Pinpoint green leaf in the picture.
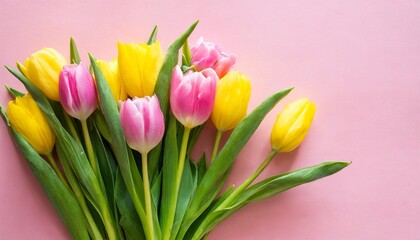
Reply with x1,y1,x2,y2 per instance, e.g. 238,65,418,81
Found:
5,85,25,97
196,162,350,238
187,124,205,154
196,154,207,185
147,25,158,45
115,170,146,240
171,157,197,239
90,120,117,212
0,108,90,240
93,110,112,143
239,161,350,204
151,170,162,210
160,114,179,237
70,37,81,64
177,87,293,240
182,40,192,67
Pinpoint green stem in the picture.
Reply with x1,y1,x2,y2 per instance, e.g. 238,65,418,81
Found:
219,150,277,209
211,130,223,163
81,119,98,177
110,145,151,239
63,111,82,145
56,148,103,240
192,150,278,240
163,127,191,240
46,153,70,191
71,177,103,240
141,152,155,240
100,199,118,240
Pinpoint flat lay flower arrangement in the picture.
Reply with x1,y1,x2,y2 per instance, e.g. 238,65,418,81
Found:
0,22,349,240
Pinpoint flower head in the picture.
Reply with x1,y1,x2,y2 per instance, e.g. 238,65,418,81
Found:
19,48,67,101
59,63,98,120
170,66,218,128
120,95,165,154
271,99,316,152
118,41,164,98
211,71,251,131
6,94,56,154
191,38,235,78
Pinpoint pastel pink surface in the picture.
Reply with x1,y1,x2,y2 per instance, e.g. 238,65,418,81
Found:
1,1,419,239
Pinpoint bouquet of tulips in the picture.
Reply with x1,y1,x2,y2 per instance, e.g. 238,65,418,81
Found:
1,22,348,240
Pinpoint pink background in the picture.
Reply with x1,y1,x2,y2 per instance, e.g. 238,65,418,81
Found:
1,1,419,239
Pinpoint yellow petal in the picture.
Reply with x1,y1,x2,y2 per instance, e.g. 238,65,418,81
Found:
6,94,56,154
270,99,316,152
211,71,251,131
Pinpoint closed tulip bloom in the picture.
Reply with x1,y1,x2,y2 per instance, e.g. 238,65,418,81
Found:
271,99,316,152
191,38,236,78
59,63,98,120
118,41,164,98
19,48,67,101
6,94,56,154
170,66,218,128
120,95,165,154
211,71,251,131
96,59,127,101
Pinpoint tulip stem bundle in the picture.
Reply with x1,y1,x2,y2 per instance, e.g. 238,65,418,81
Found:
141,152,155,240
1,22,349,240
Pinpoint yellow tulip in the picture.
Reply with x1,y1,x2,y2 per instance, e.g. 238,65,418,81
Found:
96,59,127,101
270,98,316,152
117,41,164,98
6,94,56,154
211,71,251,131
18,48,67,101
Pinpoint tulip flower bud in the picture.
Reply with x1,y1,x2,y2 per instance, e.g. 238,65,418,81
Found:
120,95,165,154
191,38,236,78
6,94,56,154
270,99,316,152
96,59,127,101
59,63,98,120
170,66,218,128
211,71,251,131
19,48,67,101
118,41,164,98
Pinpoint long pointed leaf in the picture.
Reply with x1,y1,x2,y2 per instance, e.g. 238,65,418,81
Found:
196,161,350,238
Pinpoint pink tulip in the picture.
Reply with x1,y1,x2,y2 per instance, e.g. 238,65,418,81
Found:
191,37,236,78
213,53,236,78
120,95,165,154
170,66,218,128
59,63,98,120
